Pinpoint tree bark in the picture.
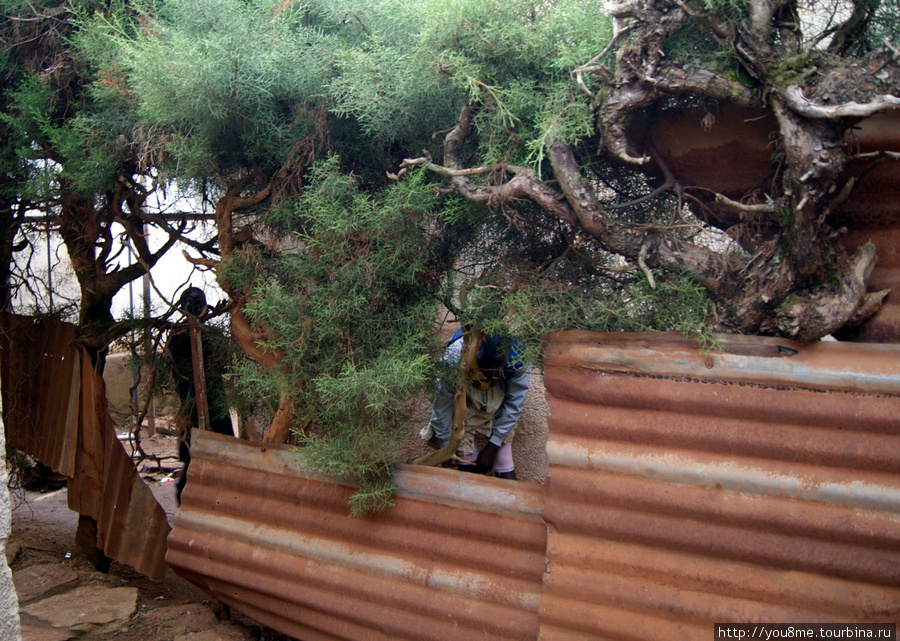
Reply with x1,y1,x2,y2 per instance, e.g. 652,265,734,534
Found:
57,180,181,362
211,178,298,443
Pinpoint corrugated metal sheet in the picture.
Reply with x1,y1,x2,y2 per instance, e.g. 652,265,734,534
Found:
76,345,170,579
0,313,170,581
539,332,900,639
1,314,80,477
169,332,900,639
167,431,547,641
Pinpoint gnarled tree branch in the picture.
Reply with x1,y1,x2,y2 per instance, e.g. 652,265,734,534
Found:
783,86,900,118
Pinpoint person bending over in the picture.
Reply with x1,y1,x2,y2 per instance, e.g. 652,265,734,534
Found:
425,330,530,480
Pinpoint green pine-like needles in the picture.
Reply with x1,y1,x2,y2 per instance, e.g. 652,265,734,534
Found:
223,158,449,515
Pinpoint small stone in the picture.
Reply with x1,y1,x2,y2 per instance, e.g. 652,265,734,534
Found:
13,564,79,603
21,585,137,631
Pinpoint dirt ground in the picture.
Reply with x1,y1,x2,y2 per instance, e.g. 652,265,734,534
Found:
8,431,296,641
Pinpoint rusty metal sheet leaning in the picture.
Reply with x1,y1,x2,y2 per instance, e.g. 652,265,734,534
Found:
1,313,170,581
1,314,80,477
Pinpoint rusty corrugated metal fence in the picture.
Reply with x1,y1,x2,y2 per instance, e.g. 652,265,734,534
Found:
1,313,170,580
2,313,896,635
168,332,900,640
540,332,900,639
168,433,547,641
0,314,80,477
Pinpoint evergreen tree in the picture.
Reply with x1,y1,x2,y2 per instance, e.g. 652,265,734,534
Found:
5,0,898,511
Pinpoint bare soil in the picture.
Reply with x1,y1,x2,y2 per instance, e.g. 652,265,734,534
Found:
8,431,296,641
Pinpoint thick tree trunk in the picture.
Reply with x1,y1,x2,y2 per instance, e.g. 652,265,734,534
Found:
262,396,298,444
0,199,22,313
212,179,299,443
57,181,180,360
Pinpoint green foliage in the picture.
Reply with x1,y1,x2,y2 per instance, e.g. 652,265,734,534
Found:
3,78,134,195
460,267,715,368
865,0,900,49
329,42,463,143
417,0,610,77
224,157,447,514
0,74,58,200
525,81,594,171
54,112,137,193
1,73,54,144
101,0,337,181
329,0,611,168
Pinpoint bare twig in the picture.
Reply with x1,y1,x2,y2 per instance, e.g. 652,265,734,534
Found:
572,25,635,98
390,158,529,180
638,242,656,289
885,38,900,59
713,192,777,214
783,85,900,118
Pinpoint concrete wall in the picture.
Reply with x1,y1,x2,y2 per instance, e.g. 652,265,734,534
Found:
0,398,23,641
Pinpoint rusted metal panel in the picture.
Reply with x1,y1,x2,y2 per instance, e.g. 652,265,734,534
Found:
540,332,900,639
543,330,900,393
90,363,170,580
1,313,80,477
67,350,110,520
1,313,170,581
68,346,170,580
167,431,547,641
